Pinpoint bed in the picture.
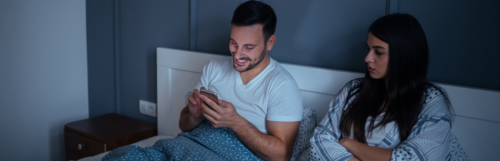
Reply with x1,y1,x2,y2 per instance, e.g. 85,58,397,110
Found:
79,47,500,161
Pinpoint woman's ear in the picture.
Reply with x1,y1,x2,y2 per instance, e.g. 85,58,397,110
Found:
266,35,276,51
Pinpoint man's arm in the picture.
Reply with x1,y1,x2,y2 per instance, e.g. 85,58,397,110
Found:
179,105,205,132
234,119,300,161
178,88,206,132
199,94,300,161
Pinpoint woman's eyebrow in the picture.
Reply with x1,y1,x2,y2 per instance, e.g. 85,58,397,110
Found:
367,44,385,49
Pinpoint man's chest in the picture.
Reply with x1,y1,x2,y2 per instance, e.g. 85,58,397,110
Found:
207,77,271,117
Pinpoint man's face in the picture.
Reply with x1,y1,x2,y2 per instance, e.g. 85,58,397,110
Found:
229,24,268,72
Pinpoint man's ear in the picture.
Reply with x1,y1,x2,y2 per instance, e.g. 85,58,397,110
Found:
266,35,276,51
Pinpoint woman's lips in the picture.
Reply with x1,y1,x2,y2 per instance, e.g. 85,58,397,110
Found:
367,66,375,72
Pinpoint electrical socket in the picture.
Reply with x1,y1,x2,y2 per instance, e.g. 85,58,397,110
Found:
139,100,157,117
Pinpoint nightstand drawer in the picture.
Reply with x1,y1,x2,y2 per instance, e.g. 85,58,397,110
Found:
65,130,106,159
64,113,157,160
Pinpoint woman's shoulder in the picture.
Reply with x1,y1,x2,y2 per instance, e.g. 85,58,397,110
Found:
343,78,364,93
347,78,364,86
333,78,363,100
420,83,453,117
330,79,363,109
423,83,448,105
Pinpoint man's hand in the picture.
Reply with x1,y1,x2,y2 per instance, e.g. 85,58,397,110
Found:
187,87,206,119
198,93,242,129
199,93,299,160
179,87,207,132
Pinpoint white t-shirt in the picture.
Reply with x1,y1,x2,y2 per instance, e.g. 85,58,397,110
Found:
195,57,303,134
349,113,396,146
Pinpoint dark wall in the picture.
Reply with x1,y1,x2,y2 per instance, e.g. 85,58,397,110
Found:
195,0,386,73
1,1,88,160
119,0,190,124
87,0,500,124
87,0,190,124
86,0,116,118
399,0,500,90
264,0,385,72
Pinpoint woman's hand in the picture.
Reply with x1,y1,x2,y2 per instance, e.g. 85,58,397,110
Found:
339,138,356,153
339,138,392,161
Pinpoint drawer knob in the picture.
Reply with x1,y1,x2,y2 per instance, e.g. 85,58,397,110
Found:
78,143,85,150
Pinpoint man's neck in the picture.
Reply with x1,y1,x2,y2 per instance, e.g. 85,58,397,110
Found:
239,55,271,85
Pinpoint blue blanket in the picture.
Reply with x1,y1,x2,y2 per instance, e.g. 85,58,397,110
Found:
102,121,262,161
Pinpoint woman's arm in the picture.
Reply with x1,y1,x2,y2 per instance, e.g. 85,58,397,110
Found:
339,138,392,161
306,80,364,161
340,95,453,161
389,94,453,161
308,116,355,161
389,114,452,160
307,97,356,160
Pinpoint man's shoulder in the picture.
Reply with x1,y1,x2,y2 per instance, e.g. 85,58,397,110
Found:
202,57,233,75
264,60,298,89
263,59,304,122
262,59,299,88
206,56,232,69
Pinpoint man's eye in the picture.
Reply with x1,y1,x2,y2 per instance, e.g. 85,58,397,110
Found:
246,46,254,50
375,51,383,55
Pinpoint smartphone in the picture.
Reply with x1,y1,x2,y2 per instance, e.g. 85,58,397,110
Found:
200,89,218,110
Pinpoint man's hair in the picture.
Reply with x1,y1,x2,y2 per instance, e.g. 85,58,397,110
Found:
231,0,277,41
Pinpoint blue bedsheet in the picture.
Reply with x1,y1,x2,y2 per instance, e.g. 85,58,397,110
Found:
102,121,262,161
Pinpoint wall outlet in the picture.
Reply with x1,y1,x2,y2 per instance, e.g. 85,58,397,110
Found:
139,100,157,117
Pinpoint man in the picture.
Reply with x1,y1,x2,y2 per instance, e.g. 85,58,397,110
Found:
179,1,303,160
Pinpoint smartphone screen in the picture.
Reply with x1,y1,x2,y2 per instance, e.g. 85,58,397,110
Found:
200,89,218,110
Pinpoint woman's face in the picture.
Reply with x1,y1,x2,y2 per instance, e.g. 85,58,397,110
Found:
365,32,389,79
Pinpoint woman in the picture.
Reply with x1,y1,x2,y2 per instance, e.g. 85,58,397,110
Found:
301,14,468,161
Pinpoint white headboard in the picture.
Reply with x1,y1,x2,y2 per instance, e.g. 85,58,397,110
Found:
157,47,500,160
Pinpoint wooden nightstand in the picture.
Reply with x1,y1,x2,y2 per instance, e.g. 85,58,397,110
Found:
64,113,157,160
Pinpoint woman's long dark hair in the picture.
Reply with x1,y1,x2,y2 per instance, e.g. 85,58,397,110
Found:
339,14,453,143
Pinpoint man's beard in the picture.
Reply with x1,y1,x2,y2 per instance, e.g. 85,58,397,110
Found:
232,45,267,72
